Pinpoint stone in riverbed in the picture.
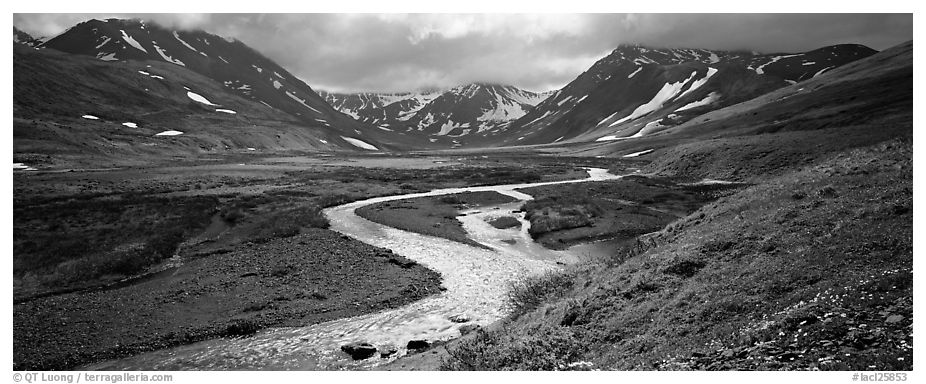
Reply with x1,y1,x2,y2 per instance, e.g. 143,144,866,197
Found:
341,342,377,360
407,340,430,350
379,344,398,358
387,255,417,268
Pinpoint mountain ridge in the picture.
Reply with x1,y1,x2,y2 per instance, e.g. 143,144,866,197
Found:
499,43,877,146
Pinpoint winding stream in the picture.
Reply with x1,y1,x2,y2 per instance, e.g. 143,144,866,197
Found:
84,168,623,370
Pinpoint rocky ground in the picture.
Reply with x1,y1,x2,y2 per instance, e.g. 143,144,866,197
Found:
12,154,609,370
658,267,913,370
13,229,442,370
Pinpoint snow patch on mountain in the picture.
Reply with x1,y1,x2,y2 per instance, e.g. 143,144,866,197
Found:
628,66,643,78
595,135,626,142
479,94,530,121
623,149,654,158
155,130,183,136
119,30,147,53
632,120,664,138
96,52,118,61
813,66,835,78
521,110,554,127
285,91,322,114
341,136,378,150
677,67,717,100
13,163,37,171
187,91,218,106
753,54,801,74
152,41,185,66
437,121,468,136
603,71,698,127
173,31,208,57
676,92,721,112
94,36,111,49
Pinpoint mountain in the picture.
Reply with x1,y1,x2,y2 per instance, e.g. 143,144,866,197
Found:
577,40,912,174
13,27,42,47
322,83,552,147
35,18,421,152
17,17,885,158
501,44,877,146
319,89,443,126
14,43,374,168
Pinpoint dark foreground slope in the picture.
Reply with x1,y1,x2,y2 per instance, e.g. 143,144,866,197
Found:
439,42,912,371
443,139,911,371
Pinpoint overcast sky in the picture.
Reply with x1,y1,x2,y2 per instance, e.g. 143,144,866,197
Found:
13,13,913,93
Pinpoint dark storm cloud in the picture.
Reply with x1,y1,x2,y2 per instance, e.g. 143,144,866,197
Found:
14,13,912,93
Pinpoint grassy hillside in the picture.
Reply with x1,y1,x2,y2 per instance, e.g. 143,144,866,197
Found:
440,41,913,372
442,138,911,371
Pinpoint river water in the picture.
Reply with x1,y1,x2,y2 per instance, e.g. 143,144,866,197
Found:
84,168,623,370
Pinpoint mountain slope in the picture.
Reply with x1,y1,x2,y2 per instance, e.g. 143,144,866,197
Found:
36,18,421,151
13,43,390,169
502,44,877,146
561,41,912,177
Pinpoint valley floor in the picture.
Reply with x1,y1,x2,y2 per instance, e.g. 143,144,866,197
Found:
11,153,610,370
12,121,913,372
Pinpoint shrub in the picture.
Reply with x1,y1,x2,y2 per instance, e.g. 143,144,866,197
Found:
441,325,586,370
663,259,706,278
220,208,246,224
251,205,329,243
316,194,353,208
439,195,464,205
222,319,261,337
507,271,575,317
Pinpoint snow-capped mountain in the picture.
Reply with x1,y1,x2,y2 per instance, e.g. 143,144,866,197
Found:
17,18,455,153
502,43,877,145
20,18,880,153
319,89,443,127
322,83,552,146
36,18,407,150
